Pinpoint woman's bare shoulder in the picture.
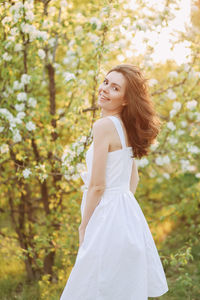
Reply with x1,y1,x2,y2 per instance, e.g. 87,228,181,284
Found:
93,117,113,133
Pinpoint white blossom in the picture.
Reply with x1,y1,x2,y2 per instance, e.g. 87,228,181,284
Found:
186,99,197,110
28,97,37,108
75,25,83,35
15,103,25,112
64,173,71,180
16,112,26,120
37,30,48,40
155,155,170,166
169,109,177,118
2,52,12,61
168,71,178,78
88,70,95,76
125,50,134,58
21,74,31,85
20,23,34,34
25,10,34,21
180,159,190,172
0,127,4,133
13,80,24,90
187,144,200,154
63,72,76,82
163,155,170,164
61,145,76,165
195,173,200,178
9,1,24,14
48,37,56,47
163,172,170,179
122,17,131,26
24,0,34,10
177,129,185,135
2,16,12,26
0,108,14,123
72,173,80,180
23,168,32,178
87,32,99,43
188,69,197,79
13,129,22,142
38,49,46,59
17,92,27,101
168,136,178,145
100,6,109,17
167,89,176,100
173,101,182,111
157,177,163,183
180,120,187,128
117,54,125,62
42,19,53,29
0,144,9,154
77,145,84,155
195,71,200,78
150,140,159,151
35,163,46,172
80,135,87,143
10,2,24,23
138,157,149,167
10,27,18,36
167,121,176,131
149,169,157,178
155,156,164,166
49,6,56,16
89,17,102,30
79,79,87,86
20,23,48,42
194,112,200,121
26,121,36,131
4,41,12,50
57,108,65,115
2,91,9,98
7,37,15,44
76,162,86,173
148,78,158,87
60,0,68,7
187,165,196,172
14,43,23,52
183,64,190,72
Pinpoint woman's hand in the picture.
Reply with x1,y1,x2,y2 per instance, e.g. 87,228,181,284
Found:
78,225,86,248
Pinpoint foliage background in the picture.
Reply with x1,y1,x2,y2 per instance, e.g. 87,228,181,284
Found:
0,0,200,299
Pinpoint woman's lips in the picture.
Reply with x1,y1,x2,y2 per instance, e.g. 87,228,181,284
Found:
99,94,110,101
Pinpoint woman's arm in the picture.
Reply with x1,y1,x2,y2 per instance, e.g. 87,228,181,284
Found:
129,159,139,195
79,118,110,231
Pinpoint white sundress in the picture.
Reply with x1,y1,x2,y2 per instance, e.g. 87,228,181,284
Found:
60,115,169,300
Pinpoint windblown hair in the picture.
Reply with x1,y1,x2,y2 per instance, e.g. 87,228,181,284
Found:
107,64,161,159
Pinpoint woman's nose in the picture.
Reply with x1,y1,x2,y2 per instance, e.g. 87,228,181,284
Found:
101,84,109,94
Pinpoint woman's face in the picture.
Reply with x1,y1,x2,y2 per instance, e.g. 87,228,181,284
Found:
97,71,127,112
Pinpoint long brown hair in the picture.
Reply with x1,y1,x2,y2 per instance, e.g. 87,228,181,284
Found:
107,64,161,159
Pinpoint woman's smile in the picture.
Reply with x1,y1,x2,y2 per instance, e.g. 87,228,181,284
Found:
99,94,110,101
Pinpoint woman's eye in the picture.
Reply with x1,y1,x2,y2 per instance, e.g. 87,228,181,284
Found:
113,87,118,91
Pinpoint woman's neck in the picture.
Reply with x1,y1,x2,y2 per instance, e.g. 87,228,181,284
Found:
100,111,121,119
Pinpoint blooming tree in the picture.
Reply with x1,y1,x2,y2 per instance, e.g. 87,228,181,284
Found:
0,0,200,298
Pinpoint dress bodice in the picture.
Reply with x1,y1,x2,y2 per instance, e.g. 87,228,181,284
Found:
80,116,134,191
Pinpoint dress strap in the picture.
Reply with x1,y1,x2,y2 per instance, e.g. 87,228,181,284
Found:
107,116,126,149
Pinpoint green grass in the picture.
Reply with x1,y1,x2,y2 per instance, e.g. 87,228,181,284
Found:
0,223,200,300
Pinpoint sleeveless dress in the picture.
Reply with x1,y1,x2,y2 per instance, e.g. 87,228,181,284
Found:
60,115,169,300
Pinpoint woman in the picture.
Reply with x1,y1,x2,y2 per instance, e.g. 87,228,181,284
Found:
60,64,169,299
